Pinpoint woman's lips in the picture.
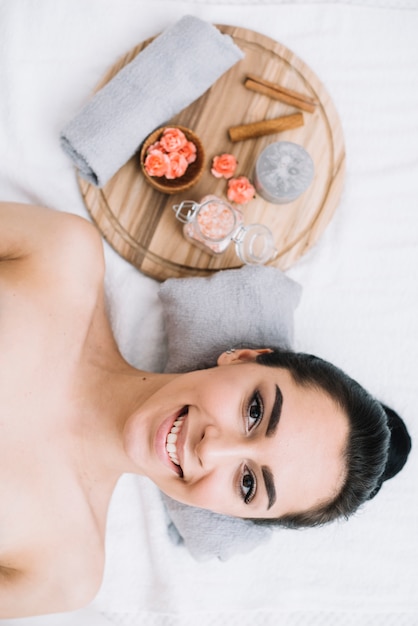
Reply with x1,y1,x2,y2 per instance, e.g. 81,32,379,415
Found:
155,407,187,477
173,408,188,472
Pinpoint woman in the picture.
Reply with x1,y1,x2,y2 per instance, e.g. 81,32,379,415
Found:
0,202,411,618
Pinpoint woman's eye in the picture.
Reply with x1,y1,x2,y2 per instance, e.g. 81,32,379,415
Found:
241,465,256,504
246,391,264,432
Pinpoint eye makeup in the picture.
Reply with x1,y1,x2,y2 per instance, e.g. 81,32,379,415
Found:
238,385,282,508
245,389,264,433
237,388,265,504
239,464,257,504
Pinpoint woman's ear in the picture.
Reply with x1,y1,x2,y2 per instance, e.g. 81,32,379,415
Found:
217,348,272,366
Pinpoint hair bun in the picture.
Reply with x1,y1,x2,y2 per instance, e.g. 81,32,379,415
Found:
367,404,411,500
381,404,412,481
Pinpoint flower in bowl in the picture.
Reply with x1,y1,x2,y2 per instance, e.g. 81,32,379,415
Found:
141,126,204,194
144,149,170,178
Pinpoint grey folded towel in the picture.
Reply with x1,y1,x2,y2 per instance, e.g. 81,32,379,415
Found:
60,15,244,187
161,494,272,562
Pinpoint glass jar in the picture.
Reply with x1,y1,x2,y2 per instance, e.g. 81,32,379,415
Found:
173,195,276,265
254,141,314,204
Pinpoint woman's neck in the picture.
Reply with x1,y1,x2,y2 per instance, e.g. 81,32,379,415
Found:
68,339,176,516
65,280,178,524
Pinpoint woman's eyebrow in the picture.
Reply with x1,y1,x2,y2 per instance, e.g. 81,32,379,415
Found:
262,465,277,509
266,384,283,437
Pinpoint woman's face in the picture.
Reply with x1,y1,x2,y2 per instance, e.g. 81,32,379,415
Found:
123,350,349,520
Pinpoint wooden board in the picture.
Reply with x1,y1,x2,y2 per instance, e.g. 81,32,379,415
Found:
80,25,345,281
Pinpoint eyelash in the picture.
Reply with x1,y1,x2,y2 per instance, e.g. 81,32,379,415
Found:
246,390,264,433
240,465,257,504
238,391,264,504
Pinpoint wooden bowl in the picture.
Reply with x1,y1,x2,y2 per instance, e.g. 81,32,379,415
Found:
140,125,205,194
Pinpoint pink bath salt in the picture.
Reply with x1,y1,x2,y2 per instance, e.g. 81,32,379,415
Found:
196,202,236,241
184,223,223,253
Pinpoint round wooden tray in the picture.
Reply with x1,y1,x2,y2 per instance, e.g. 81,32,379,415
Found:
80,25,345,281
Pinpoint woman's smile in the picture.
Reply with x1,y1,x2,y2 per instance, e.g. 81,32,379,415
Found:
123,349,349,521
165,411,186,468
154,407,188,477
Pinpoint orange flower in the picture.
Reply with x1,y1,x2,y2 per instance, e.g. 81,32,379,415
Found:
144,149,170,177
178,140,197,164
160,127,188,153
165,151,188,179
147,140,164,152
227,176,256,204
211,153,238,179
144,127,199,180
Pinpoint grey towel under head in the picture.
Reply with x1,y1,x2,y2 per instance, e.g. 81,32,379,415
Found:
60,16,244,187
161,494,272,562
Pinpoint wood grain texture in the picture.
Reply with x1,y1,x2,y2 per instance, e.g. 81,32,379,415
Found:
79,25,346,281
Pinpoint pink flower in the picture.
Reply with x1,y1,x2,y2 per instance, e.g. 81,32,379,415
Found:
143,127,199,180
165,151,188,179
160,127,188,153
144,149,170,177
178,140,197,164
147,140,164,152
211,153,238,179
227,176,256,204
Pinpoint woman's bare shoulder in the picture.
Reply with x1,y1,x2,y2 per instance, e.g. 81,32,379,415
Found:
0,201,101,254
0,483,105,618
0,552,102,618
0,201,105,296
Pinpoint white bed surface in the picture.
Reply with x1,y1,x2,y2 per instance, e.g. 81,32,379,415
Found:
0,1,417,625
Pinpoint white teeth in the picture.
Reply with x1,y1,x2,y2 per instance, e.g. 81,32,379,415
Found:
166,413,186,466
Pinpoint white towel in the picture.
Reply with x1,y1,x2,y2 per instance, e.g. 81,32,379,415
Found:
60,15,244,187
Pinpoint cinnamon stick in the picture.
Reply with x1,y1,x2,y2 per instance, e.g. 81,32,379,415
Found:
228,113,304,142
247,74,318,106
245,75,317,114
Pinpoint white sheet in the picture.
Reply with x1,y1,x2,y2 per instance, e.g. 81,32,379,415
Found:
1,1,417,625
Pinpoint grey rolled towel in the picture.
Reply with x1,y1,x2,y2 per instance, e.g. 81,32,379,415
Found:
60,15,244,187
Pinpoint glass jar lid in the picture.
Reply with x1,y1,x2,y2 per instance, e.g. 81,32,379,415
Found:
233,224,277,265
172,200,199,224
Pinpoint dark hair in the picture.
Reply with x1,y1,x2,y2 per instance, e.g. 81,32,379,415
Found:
253,349,412,529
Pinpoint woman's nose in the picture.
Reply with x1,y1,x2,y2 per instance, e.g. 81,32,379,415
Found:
195,425,248,469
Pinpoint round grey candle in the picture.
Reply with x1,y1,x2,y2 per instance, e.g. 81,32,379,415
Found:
254,141,314,204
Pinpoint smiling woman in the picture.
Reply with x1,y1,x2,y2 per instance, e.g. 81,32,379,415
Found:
0,202,411,618
123,350,351,520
